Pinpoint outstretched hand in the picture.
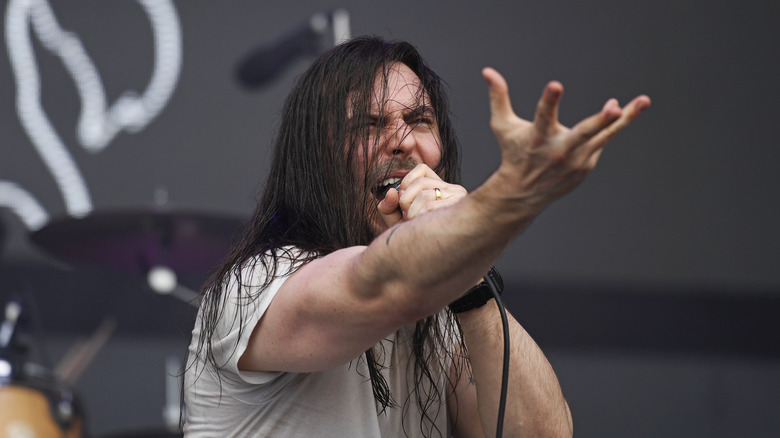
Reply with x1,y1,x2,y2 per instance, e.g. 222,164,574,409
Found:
482,67,650,209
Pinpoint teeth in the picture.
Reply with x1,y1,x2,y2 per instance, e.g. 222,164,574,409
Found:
374,177,402,200
379,177,401,188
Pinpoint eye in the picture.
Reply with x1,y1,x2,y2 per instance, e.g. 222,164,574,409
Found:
367,115,383,128
407,108,435,127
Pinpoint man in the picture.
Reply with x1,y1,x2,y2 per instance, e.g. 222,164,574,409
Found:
184,36,649,437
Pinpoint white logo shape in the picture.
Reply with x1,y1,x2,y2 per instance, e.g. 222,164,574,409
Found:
3,0,182,229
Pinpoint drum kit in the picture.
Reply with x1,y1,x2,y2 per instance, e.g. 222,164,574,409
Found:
0,208,244,437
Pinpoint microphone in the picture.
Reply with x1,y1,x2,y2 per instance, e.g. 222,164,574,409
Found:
236,9,350,89
392,180,403,214
236,13,327,88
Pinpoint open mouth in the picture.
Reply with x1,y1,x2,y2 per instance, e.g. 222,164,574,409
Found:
372,177,402,201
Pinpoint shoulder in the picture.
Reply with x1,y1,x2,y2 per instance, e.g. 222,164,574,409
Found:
204,246,315,337
224,246,313,297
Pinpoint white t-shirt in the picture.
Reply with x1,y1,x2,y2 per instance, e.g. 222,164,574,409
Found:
183,252,453,437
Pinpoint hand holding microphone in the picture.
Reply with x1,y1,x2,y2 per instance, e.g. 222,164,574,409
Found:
377,164,467,228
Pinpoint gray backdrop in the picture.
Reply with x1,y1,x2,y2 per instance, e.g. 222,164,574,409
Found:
0,1,778,437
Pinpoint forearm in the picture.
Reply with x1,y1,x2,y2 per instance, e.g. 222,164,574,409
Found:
355,170,542,320
459,304,573,438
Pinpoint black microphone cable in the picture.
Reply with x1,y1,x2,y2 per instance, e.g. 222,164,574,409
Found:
485,272,510,438
391,180,510,436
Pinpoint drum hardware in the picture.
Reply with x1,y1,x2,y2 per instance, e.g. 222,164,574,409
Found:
25,208,243,434
162,356,183,431
0,300,22,349
30,208,246,307
147,265,199,307
20,362,81,431
29,208,245,274
55,316,117,384
0,299,26,382
0,300,83,437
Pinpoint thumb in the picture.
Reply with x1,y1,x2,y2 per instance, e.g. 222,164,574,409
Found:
377,188,403,227
482,67,514,128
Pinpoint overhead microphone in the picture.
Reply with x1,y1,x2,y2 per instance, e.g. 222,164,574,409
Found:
235,9,350,89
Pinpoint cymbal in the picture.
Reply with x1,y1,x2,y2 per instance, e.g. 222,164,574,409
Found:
29,209,246,274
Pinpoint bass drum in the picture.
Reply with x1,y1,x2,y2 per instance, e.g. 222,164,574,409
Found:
0,363,82,438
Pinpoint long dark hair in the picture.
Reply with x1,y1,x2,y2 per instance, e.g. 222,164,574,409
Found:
195,36,464,437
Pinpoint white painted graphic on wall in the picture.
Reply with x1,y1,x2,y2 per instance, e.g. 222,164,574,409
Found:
2,0,182,230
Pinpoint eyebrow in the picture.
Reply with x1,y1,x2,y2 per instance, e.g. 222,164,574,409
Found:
403,106,435,121
362,104,436,128
369,106,435,121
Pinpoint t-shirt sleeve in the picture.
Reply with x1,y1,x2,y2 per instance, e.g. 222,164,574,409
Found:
209,255,299,386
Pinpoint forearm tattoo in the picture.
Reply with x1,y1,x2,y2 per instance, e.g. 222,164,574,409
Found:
385,226,400,245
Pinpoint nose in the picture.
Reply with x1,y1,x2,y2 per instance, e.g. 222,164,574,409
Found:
384,120,416,157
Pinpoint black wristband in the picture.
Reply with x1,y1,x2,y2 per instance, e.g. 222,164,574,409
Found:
448,267,503,314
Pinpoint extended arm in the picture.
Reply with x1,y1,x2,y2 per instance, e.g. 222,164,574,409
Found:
238,67,649,389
